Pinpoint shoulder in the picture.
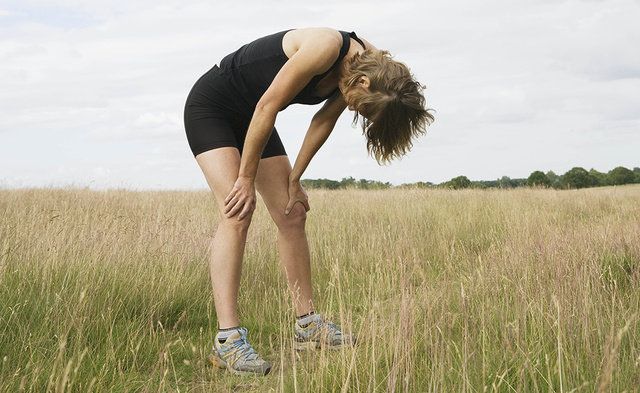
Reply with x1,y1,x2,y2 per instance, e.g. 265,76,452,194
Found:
284,27,342,57
292,27,342,43
255,28,342,112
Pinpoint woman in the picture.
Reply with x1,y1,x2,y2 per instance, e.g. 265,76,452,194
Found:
183,27,434,376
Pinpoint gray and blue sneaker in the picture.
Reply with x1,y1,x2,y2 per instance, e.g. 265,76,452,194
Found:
208,327,272,376
293,313,357,351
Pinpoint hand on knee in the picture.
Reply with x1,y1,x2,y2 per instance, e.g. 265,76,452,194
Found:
277,202,306,232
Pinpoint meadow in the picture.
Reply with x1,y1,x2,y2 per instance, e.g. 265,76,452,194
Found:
0,185,638,392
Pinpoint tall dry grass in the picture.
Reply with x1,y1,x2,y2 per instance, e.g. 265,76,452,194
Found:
0,185,638,392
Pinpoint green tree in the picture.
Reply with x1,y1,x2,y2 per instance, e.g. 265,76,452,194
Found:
309,178,342,189
353,178,392,189
398,181,434,189
340,176,356,189
527,171,551,187
634,167,640,183
608,166,635,185
546,171,561,188
446,176,472,189
415,181,434,188
561,167,596,189
497,176,515,188
588,169,608,187
475,180,498,188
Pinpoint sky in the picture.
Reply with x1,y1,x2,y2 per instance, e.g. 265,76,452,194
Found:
1,0,639,190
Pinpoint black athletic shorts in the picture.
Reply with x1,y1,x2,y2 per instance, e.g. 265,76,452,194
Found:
183,65,287,158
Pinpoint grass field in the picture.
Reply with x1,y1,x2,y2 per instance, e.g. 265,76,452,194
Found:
0,185,639,392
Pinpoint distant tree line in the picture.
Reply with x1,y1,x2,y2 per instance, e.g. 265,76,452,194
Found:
301,176,392,190
301,167,640,190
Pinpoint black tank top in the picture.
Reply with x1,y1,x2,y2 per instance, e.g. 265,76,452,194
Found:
216,29,367,113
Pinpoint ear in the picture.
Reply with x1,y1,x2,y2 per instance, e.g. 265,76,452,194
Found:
358,75,371,89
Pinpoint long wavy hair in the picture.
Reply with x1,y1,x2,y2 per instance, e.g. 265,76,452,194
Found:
339,49,435,165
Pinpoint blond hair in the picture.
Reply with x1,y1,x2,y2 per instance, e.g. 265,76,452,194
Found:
340,49,435,164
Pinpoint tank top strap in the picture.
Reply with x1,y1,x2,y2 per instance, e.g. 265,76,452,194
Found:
332,31,352,68
348,31,367,50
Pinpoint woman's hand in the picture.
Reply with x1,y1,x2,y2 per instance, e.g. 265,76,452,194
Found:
224,176,256,220
285,180,310,215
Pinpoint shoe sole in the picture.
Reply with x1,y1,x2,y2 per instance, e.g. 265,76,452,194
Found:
208,353,271,376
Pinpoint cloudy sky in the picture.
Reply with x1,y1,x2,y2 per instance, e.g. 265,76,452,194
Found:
1,0,638,189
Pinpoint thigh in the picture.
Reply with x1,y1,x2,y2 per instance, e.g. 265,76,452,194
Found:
195,147,243,214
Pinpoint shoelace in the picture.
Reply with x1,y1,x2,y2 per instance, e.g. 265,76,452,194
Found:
230,328,260,361
303,316,342,339
297,315,347,342
322,320,343,338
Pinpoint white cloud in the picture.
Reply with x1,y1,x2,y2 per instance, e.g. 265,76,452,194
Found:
1,0,639,189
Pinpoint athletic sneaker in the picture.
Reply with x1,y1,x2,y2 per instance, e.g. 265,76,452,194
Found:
208,327,272,376
293,313,357,350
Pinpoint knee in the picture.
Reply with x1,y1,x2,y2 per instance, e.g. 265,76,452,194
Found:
276,202,307,232
219,212,253,234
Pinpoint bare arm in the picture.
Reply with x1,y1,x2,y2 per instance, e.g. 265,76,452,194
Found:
237,108,277,179
289,91,348,182
283,90,347,215
236,32,342,181
223,30,342,220
239,30,373,182
286,34,376,183
287,33,376,182
283,33,376,215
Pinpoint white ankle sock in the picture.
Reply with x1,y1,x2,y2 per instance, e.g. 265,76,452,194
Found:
216,326,240,342
296,312,320,327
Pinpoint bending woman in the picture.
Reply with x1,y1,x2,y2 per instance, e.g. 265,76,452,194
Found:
183,26,434,376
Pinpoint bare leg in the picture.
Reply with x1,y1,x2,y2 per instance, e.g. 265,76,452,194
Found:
255,155,314,316
195,147,253,329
